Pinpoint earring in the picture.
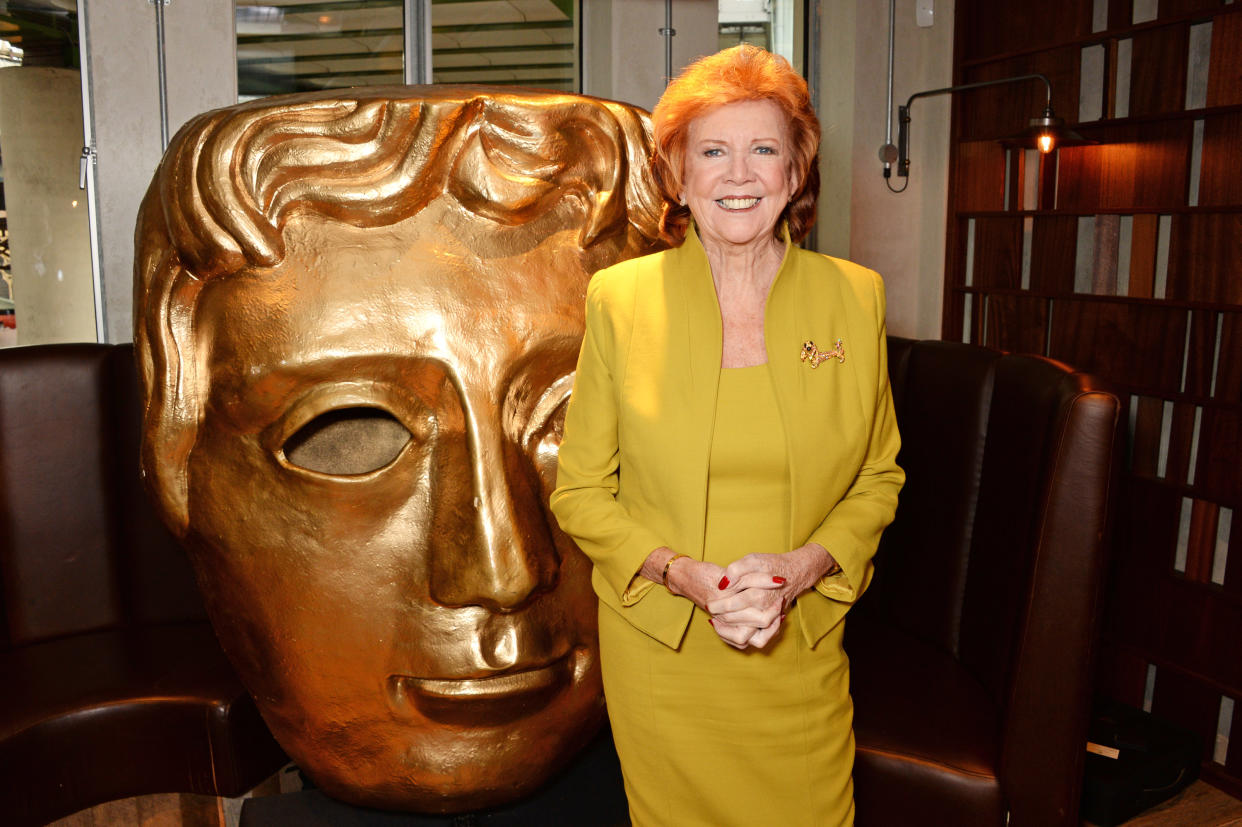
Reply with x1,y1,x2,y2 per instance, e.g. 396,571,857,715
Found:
678,196,686,206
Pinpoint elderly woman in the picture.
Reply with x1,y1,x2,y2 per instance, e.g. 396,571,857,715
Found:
550,45,903,826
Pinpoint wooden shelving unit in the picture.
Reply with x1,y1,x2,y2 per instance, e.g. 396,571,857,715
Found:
946,0,1242,798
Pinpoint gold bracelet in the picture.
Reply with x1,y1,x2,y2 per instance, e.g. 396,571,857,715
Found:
662,553,690,590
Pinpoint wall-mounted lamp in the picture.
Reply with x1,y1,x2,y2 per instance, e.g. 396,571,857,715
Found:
880,73,1091,192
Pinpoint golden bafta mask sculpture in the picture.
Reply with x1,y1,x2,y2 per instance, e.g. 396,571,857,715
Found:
133,87,664,812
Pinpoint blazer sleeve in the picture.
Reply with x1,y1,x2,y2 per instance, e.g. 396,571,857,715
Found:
550,273,668,604
808,271,904,608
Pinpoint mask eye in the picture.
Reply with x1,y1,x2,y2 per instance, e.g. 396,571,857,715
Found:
282,407,412,476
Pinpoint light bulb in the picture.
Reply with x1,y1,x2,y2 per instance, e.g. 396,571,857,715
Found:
1037,133,1054,154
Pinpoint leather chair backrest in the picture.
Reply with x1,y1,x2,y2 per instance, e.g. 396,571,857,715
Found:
0,344,204,649
875,338,1115,707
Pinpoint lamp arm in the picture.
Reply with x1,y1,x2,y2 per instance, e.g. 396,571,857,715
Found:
896,73,1053,180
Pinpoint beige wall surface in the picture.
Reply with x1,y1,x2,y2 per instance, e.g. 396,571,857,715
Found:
0,67,96,345
828,0,954,340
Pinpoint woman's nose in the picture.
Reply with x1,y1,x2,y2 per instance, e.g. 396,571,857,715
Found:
726,151,752,183
426,414,559,613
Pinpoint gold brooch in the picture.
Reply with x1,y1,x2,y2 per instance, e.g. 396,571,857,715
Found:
800,339,845,368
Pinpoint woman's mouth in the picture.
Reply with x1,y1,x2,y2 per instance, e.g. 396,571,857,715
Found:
717,196,760,210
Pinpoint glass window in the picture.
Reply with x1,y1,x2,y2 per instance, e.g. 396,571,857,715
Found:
0,1,96,347
237,0,406,100
718,0,803,71
431,0,577,91
237,1,581,100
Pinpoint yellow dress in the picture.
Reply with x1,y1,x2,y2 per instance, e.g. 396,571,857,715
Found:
598,364,855,827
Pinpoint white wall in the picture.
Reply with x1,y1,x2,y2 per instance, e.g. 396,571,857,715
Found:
82,1,236,343
816,0,954,340
0,67,96,345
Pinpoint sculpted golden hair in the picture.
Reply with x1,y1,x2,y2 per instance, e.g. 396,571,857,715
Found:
134,87,665,531
651,45,821,244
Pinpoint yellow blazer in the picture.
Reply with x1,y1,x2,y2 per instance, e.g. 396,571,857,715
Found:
551,226,904,650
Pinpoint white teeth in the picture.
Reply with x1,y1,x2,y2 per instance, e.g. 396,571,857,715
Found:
718,197,759,209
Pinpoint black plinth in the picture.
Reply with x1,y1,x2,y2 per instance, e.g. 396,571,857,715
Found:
239,726,629,826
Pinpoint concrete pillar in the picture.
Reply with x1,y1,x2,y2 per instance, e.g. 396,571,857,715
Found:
82,0,236,343
584,0,719,112
0,67,95,345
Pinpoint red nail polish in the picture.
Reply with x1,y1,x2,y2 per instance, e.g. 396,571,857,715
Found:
718,576,730,590
708,617,715,627
773,576,786,584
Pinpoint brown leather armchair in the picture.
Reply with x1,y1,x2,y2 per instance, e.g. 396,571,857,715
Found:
847,338,1121,827
0,343,287,826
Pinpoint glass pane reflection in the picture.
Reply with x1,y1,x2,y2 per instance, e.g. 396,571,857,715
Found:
236,1,580,100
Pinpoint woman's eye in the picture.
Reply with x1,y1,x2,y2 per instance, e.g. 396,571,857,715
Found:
282,407,412,476
755,145,776,155
703,147,723,157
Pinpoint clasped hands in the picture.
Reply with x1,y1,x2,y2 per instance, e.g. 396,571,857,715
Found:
660,544,836,650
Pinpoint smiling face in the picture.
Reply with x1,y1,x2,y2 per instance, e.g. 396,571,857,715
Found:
182,199,602,811
681,99,798,253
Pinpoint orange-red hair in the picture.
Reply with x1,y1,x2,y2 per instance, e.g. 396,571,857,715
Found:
651,44,820,245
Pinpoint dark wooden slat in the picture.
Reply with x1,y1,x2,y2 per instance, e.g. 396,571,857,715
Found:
1110,567,1242,696
1195,407,1242,504
1109,0,1135,32
1157,0,1228,19
1128,24,1191,117
982,293,1047,354
1030,215,1078,293
952,141,1006,212
1186,500,1220,583
1055,120,1193,211
1207,11,1242,107
971,217,1024,289
1168,213,1242,305
1198,112,1242,207
1165,401,1198,485
1184,310,1219,398
1131,395,1167,478
1225,508,1242,600
1129,213,1159,298
959,0,1091,63
1048,300,1189,392
1217,313,1242,403
1150,668,1228,771
1095,644,1149,709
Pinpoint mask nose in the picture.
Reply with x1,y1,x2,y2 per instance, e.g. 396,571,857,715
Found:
427,404,558,613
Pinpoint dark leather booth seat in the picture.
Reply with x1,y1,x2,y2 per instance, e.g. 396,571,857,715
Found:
848,338,1121,827
0,343,287,826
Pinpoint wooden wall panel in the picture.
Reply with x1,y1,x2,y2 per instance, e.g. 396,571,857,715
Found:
1196,407,1242,504
1158,0,1228,19
1129,25,1190,117
971,217,1024,289
1198,112,1242,206
1030,215,1079,293
960,48,1080,141
1206,11,1242,107
1056,121,1193,211
960,0,1091,63
983,293,1047,354
1168,213,1242,304
1128,214,1160,298
953,141,1006,212
949,4,1242,793
1048,300,1188,392
1130,396,1168,478
1110,571,1242,695
1183,310,1221,398
1150,668,1228,763
1216,313,1242,403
